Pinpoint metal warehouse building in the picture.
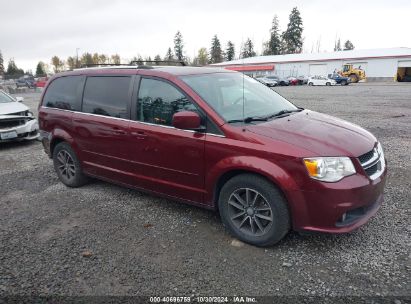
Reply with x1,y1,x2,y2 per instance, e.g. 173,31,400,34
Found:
212,47,411,82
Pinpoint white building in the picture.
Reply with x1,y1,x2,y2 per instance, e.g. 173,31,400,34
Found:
212,47,411,82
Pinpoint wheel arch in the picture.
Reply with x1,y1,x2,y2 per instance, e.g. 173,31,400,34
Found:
50,128,75,156
208,157,299,212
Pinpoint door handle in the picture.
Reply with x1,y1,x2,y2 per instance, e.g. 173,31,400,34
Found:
131,131,147,139
112,127,127,135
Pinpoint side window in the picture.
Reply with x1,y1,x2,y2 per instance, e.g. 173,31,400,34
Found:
43,76,83,111
137,78,198,126
82,76,131,118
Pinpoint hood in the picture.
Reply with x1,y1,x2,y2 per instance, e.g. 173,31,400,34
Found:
247,110,376,157
0,101,29,115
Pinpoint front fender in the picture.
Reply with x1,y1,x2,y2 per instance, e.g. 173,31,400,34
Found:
205,155,300,202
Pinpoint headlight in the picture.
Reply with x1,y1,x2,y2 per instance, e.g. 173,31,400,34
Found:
303,157,356,182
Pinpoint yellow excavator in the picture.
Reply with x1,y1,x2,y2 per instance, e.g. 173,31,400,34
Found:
340,64,366,83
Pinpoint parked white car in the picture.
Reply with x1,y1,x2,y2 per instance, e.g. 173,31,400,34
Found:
307,76,337,86
0,90,39,142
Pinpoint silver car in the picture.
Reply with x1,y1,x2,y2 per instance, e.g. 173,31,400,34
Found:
256,77,278,87
0,90,39,142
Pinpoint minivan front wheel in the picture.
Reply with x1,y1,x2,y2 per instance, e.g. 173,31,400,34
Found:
53,142,88,187
218,174,290,246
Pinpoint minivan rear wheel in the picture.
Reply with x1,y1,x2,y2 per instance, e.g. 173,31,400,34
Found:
218,174,290,246
53,142,88,187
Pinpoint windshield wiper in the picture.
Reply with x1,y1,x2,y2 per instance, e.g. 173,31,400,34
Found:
227,108,303,124
227,116,268,124
264,108,303,119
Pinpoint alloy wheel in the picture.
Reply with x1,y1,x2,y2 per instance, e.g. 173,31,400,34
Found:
227,188,273,237
56,150,76,180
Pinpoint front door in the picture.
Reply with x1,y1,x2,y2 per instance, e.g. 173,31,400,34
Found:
128,77,206,203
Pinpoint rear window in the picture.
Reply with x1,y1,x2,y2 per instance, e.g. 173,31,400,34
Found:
82,76,131,119
43,76,83,111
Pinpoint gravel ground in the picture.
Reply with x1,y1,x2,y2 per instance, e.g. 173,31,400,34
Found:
0,84,410,299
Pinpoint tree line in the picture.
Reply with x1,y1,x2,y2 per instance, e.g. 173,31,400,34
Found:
0,7,356,77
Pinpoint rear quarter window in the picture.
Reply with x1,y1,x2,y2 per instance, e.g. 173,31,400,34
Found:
82,76,131,119
43,76,83,111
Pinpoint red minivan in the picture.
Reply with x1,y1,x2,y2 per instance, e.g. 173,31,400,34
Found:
38,66,387,246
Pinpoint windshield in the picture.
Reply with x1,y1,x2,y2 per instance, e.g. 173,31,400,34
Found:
0,91,15,103
180,73,297,122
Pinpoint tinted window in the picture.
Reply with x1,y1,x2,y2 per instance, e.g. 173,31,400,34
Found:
43,76,83,110
137,78,198,126
82,76,131,118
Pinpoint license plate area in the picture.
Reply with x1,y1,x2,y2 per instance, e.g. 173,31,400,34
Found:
0,130,18,140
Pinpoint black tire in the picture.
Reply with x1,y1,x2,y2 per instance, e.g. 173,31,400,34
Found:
218,174,290,247
308,82,313,86
53,142,88,187
326,82,331,86
349,74,359,83
341,80,347,86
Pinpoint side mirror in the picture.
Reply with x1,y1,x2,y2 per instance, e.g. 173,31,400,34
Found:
16,97,24,102
172,111,204,131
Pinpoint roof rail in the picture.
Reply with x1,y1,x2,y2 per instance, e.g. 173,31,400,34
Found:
79,63,131,68
129,60,186,66
78,60,187,70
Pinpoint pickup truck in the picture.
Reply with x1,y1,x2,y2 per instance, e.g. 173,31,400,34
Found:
328,73,350,85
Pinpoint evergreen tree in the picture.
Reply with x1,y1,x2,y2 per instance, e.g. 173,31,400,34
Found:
197,48,209,66
240,38,256,58
134,55,144,65
343,40,354,50
0,50,4,76
264,15,282,55
154,55,162,65
35,61,46,76
174,31,184,61
164,47,175,64
209,35,223,64
334,38,342,51
6,59,24,76
225,41,235,61
282,7,304,54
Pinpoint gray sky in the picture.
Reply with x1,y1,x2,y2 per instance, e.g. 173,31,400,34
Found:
1,0,409,72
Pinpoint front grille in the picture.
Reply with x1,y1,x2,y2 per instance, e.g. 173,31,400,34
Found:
0,119,26,129
358,145,385,180
365,162,380,176
358,149,375,164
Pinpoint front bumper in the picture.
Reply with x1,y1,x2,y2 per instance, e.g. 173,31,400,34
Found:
0,119,39,142
288,167,387,233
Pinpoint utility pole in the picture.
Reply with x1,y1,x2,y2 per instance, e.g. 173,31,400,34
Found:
76,48,80,68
